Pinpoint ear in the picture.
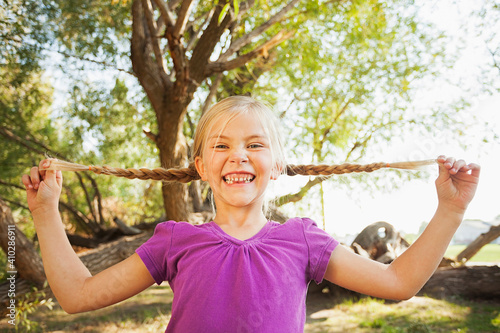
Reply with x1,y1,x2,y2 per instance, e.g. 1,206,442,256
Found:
194,156,208,181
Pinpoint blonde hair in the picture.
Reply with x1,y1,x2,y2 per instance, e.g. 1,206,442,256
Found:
41,96,437,180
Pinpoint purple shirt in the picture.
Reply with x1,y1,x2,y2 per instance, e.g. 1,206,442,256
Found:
136,217,338,332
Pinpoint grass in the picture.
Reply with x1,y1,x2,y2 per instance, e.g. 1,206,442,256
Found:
305,294,500,333
1,285,499,332
445,244,500,262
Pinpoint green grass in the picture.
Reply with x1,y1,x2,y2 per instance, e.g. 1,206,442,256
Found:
445,244,500,262
305,295,500,333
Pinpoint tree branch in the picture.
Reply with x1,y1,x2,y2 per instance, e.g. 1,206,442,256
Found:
319,99,352,148
218,0,300,62
168,0,183,10
201,73,223,115
186,8,215,52
58,201,95,235
141,0,168,75
76,174,98,225
131,0,172,111
274,177,324,207
235,0,256,21
189,2,234,84
172,0,194,38
0,196,29,210
152,0,175,27
0,126,48,157
0,179,25,191
205,29,295,76
143,128,159,143
3,37,135,76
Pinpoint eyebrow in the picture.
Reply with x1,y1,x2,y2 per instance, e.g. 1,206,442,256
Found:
208,134,268,141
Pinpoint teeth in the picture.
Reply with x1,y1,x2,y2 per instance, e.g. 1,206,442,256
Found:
224,174,254,184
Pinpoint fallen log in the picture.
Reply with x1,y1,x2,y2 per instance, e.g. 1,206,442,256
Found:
419,265,500,300
310,221,500,301
0,231,152,316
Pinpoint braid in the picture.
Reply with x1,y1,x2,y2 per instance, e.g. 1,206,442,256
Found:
42,159,437,182
286,160,436,176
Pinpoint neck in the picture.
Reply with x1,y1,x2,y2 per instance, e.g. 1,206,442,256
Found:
213,205,268,228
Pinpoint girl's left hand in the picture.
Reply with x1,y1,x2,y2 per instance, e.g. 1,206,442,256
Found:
435,155,480,215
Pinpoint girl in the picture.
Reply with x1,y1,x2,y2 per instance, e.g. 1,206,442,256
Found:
22,96,480,332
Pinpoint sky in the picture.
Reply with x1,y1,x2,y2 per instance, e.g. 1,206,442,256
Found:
270,1,500,237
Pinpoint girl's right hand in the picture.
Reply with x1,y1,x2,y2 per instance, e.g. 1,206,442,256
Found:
21,159,63,214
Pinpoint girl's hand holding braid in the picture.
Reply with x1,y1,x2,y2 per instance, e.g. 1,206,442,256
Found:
21,158,154,313
435,155,480,217
325,155,480,301
22,159,62,216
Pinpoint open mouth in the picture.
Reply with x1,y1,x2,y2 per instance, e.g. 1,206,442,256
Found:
223,173,255,184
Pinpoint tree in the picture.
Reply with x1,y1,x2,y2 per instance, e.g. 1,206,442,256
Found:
129,0,304,220
0,0,163,244
42,0,459,221
2,0,488,236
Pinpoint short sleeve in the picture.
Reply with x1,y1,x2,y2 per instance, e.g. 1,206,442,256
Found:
301,217,339,284
136,221,175,285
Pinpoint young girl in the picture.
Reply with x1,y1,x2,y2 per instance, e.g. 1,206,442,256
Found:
22,96,480,332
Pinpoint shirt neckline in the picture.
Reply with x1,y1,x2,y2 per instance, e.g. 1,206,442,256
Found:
208,220,273,245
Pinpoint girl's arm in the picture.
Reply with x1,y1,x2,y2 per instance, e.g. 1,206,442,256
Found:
323,156,480,300
22,160,155,313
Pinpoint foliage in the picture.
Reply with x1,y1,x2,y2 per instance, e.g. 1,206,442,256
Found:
1,0,495,226
14,282,54,332
468,0,500,94
0,0,162,232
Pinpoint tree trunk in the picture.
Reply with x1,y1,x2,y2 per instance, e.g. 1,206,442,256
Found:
419,265,500,299
311,221,500,301
0,199,45,286
156,104,191,221
456,223,500,263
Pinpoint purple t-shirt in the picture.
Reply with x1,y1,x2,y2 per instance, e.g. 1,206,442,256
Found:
136,217,338,332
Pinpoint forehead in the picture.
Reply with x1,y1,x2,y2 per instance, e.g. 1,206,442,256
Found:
207,112,269,141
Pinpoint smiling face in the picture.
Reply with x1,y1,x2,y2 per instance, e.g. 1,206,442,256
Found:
195,111,278,212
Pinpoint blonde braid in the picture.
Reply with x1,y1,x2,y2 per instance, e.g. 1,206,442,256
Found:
42,159,437,182
285,160,436,176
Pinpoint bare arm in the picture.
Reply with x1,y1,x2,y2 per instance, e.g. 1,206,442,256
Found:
23,160,155,313
324,156,480,300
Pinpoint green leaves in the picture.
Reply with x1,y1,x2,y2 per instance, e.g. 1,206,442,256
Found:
218,0,239,25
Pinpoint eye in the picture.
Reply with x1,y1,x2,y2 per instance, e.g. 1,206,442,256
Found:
214,144,228,149
248,143,264,149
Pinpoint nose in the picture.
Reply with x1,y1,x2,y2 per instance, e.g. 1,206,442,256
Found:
229,148,248,164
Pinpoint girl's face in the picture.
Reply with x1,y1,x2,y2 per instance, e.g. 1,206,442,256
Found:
195,112,278,211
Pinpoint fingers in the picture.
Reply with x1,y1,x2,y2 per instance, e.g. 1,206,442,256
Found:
23,159,62,191
467,163,481,178
437,155,479,175
21,173,34,190
55,169,63,187
29,166,41,190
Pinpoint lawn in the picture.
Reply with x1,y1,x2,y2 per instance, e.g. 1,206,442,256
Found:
1,285,499,332
445,244,500,262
